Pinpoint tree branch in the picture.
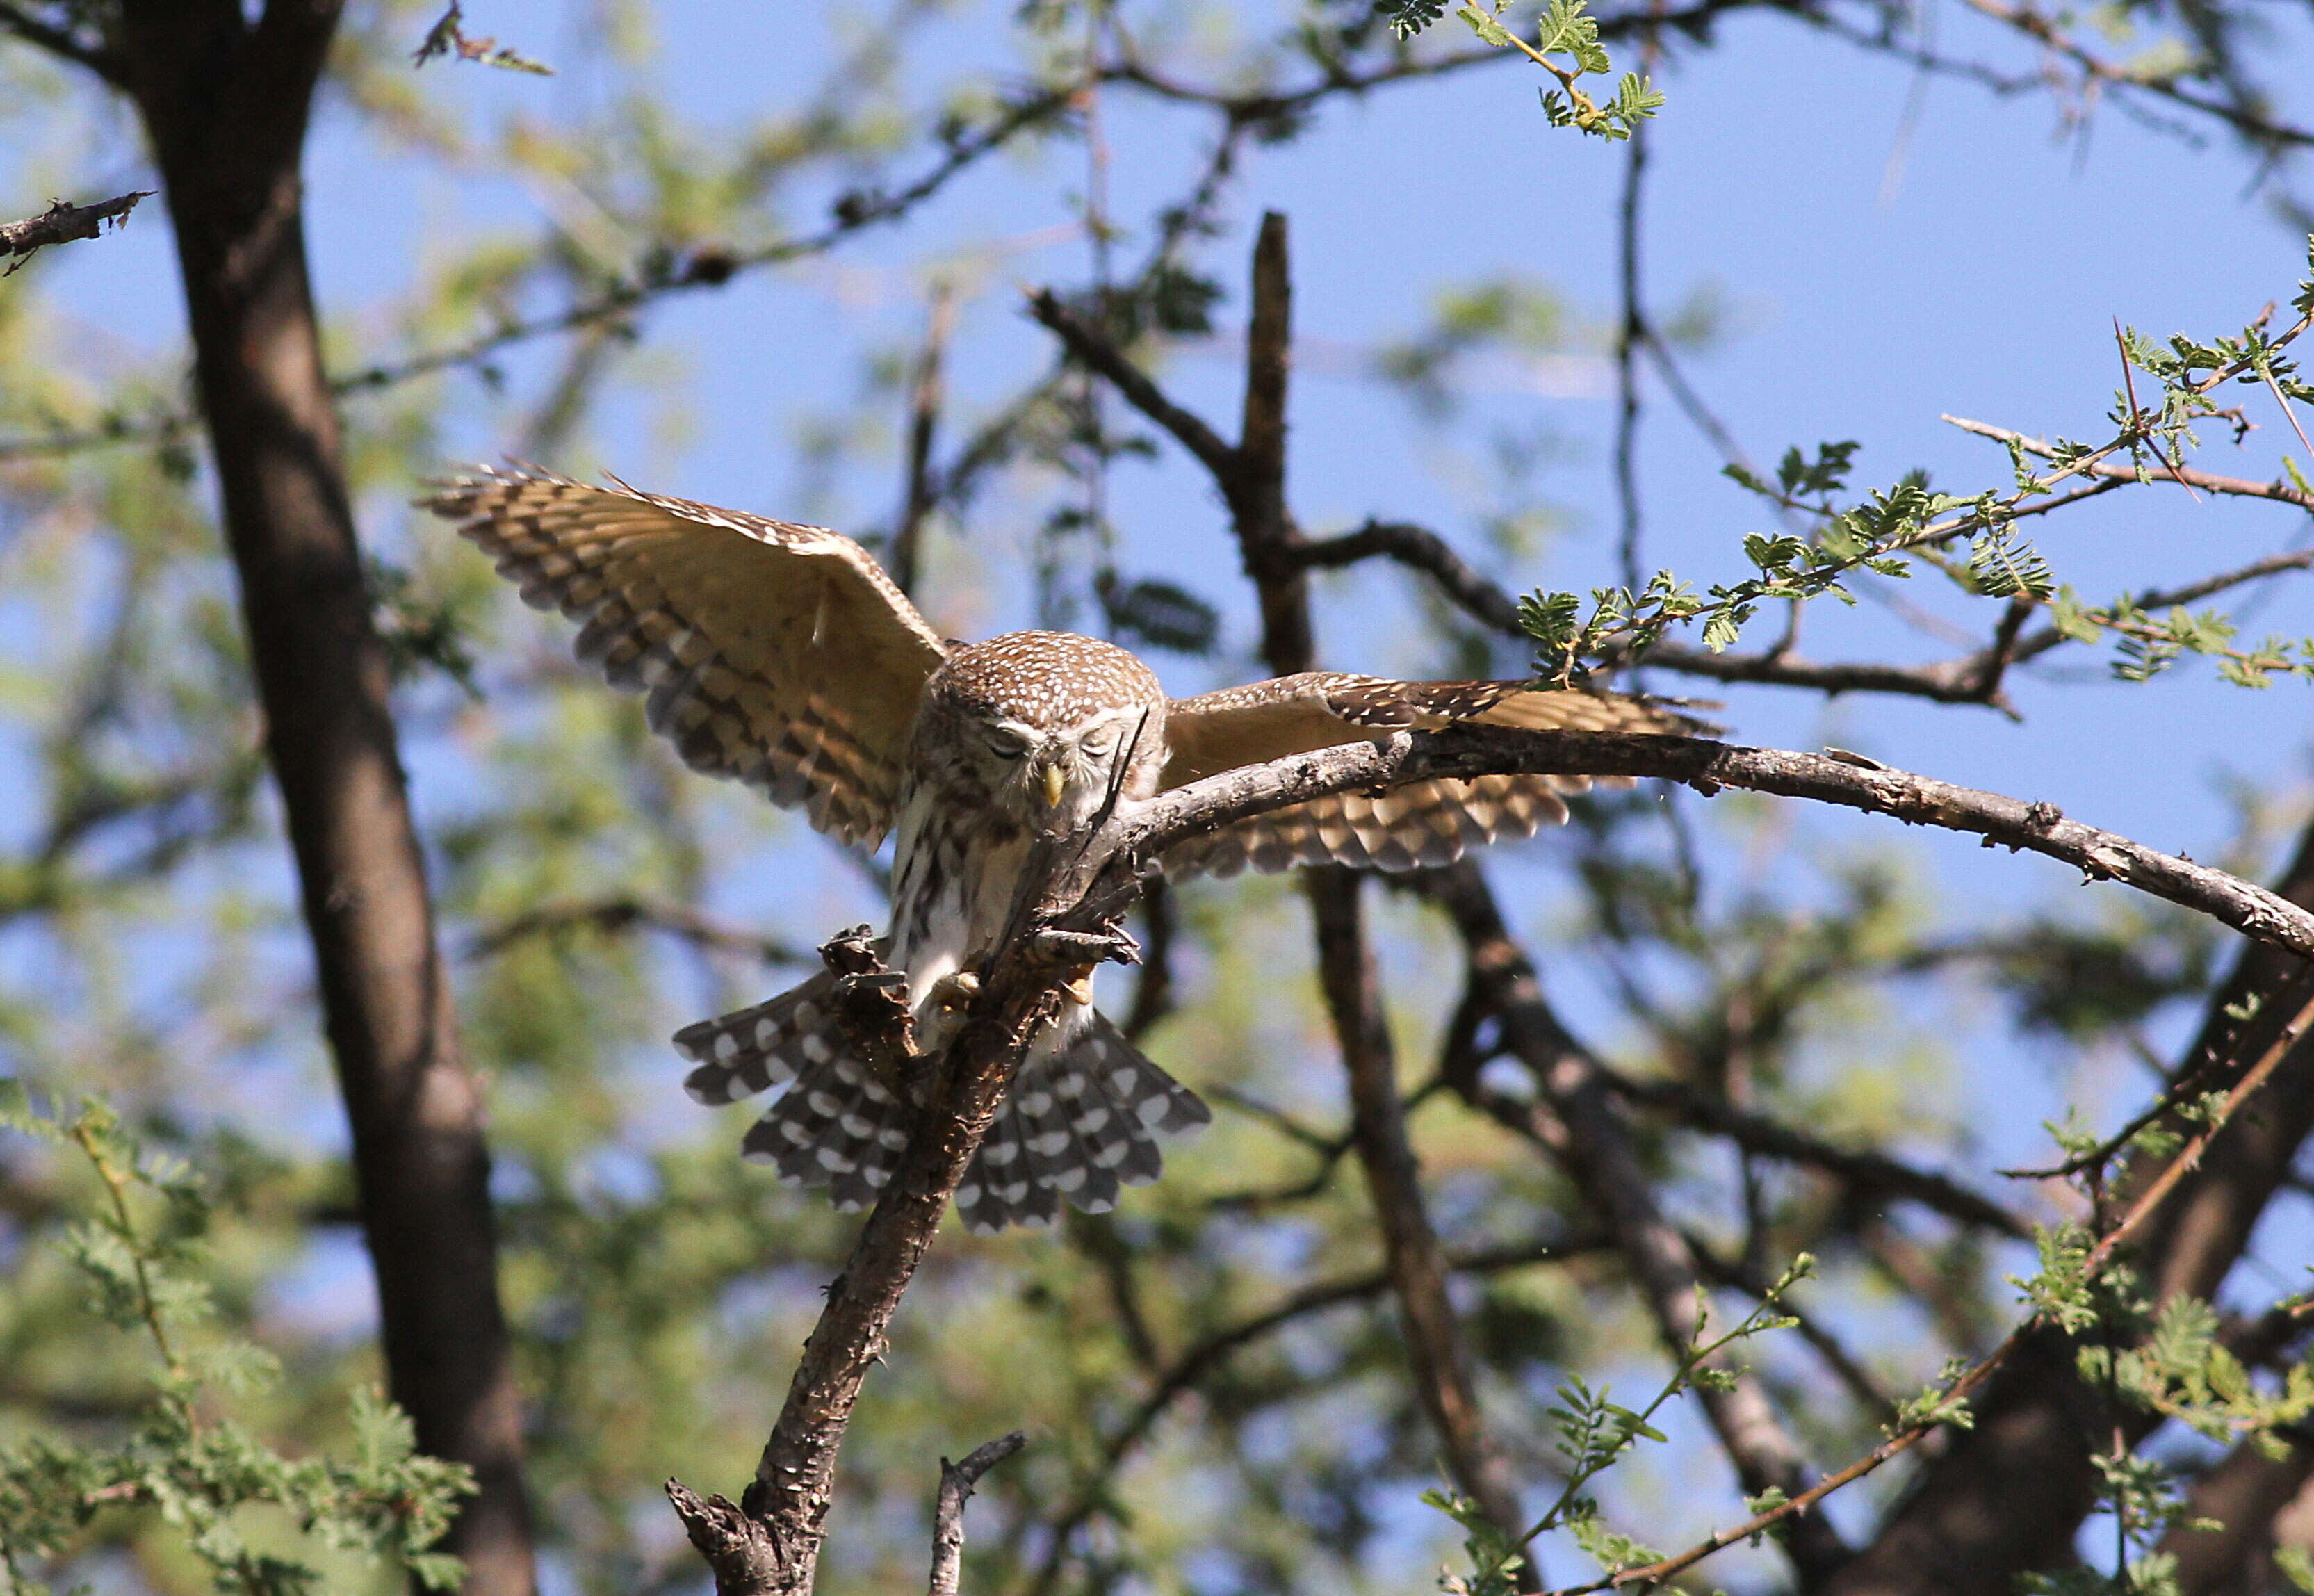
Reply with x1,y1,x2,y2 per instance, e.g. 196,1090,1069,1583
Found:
1823,820,2314,1593
1597,1060,2028,1236
0,2,127,82
463,897,810,967
1944,414,2314,513
1091,727,2314,963
1425,861,1852,1580
927,1432,1026,1596
888,282,956,597
1020,1232,1607,1596
665,864,1122,1594
1024,287,1241,485
1184,211,1533,1579
0,191,151,270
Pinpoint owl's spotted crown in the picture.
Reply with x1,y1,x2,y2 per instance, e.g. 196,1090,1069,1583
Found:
929,630,1164,730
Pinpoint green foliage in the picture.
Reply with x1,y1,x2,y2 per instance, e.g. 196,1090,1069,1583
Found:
366,555,483,697
1510,242,2314,683
1999,1042,2314,1595
1888,1357,1978,1435
1378,0,1453,39
1430,1255,1816,1590
1435,0,1662,139
0,1087,473,1596
2010,1221,2102,1334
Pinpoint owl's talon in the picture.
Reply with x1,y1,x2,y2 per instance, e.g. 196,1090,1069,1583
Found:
1031,926,1140,968
1064,968,1097,1007
928,970,983,1010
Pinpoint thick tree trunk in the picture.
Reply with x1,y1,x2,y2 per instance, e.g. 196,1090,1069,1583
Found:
113,6,536,1593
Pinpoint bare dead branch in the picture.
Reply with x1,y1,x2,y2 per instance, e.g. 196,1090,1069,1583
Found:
1184,212,1532,1577
1292,519,1525,630
1025,286,1240,485
928,1433,1026,1596
0,192,152,273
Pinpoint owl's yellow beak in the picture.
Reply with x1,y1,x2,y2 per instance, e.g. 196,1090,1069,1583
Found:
1040,760,1067,809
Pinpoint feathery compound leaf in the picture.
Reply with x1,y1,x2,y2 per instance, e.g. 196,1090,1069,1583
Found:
1966,528,2053,598
1377,0,1452,38
0,1097,473,1593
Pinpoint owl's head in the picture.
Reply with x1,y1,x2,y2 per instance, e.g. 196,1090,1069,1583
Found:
922,630,1167,836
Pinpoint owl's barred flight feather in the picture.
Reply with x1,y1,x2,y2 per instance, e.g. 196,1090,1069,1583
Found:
678,993,1203,1232
424,463,946,848
423,464,1716,1232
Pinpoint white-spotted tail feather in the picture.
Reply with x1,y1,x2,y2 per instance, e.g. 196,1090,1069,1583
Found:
953,1012,1205,1234
685,980,1207,1234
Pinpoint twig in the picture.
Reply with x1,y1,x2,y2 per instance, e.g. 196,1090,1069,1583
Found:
1599,1064,2028,1235
1687,1232,1898,1421
463,897,810,967
1551,958,2314,1594
1943,414,2314,512
1612,86,1653,594
1947,0,2314,152
890,282,956,596
927,1433,1027,1596
0,193,152,275
1989,548,2314,673
1426,862,1852,1578
1020,1232,1606,1596
0,3,125,82
1119,876,1176,1040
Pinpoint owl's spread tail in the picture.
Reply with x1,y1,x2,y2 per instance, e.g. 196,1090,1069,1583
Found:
673,984,1208,1232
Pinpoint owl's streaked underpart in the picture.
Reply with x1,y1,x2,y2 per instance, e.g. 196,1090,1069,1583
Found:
424,464,1699,1232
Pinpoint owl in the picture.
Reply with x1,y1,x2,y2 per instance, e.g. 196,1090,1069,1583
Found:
425,465,1697,1232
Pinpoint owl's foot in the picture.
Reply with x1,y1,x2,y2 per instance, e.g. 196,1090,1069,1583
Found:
1029,925,1140,970
1062,967,1097,1007
927,969,983,1011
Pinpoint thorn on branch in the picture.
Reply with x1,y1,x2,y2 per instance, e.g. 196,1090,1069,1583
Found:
0,193,153,276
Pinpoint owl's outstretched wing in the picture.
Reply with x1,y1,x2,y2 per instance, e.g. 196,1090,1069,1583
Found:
1157,674,1708,879
423,464,947,849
